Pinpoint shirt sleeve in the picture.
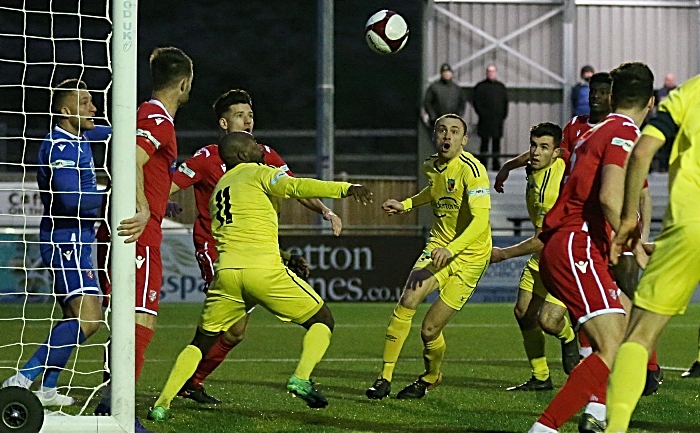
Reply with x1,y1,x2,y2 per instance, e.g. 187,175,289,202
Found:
172,148,207,190
83,125,112,142
602,128,638,168
400,186,432,211
136,116,174,157
262,145,294,176
258,166,351,199
465,166,491,210
47,143,104,215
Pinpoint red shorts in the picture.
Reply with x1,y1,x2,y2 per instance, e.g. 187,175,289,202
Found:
135,243,162,315
540,229,625,327
95,225,163,315
195,241,217,289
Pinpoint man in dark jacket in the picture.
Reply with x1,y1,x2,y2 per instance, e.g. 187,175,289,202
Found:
423,63,466,128
571,65,594,117
473,64,508,170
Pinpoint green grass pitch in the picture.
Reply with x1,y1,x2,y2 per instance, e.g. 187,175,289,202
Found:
2,302,700,432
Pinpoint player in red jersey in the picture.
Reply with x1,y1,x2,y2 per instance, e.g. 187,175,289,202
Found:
95,48,193,425
168,89,342,404
528,63,655,433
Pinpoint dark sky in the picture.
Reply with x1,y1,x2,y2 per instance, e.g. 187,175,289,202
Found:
0,0,422,172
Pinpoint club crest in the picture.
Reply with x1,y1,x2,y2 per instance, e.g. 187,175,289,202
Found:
446,178,456,193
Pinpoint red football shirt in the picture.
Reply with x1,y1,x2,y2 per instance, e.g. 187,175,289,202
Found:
541,113,640,247
171,143,293,248
562,115,594,156
136,99,178,246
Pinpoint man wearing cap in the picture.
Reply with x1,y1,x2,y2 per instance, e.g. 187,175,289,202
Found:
473,64,508,171
423,63,467,128
571,65,595,116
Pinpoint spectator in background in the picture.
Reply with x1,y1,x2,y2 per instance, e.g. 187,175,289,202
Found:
423,63,467,128
650,73,677,172
473,64,508,171
571,65,594,116
656,73,677,103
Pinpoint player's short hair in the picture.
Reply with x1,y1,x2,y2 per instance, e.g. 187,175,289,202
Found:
589,72,612,87
434,114,468,135
149,47,193,92
213,89,253,119
529,122,562,147
51,78,87,116
610,62,654,110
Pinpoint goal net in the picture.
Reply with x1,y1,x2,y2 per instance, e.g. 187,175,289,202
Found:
0,1,136,432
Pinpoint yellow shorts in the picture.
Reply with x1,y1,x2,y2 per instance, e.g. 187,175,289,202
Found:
519,256,566,308
199,266,324,333
635,223,700,316
414,248,489,311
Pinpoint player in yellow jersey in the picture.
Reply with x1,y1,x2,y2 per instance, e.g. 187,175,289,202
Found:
148,131,372,420
606,75,700,432
489,123,578,392
365,114,491,400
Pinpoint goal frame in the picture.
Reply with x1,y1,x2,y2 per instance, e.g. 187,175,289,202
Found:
39,1,137,432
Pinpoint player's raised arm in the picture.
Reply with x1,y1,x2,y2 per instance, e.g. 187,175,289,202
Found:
494,150,529,193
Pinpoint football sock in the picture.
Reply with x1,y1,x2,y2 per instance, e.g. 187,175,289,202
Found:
190,334,236,388
154,345,202,410
606,342,648,433
556,314,575,344
521,328,549,381
135,324,154,382
20,320,86,382
380,304,416,381
647,349,659,371
579,330,593,358
537,354,609,429
294,323,332,381
422,332,446,383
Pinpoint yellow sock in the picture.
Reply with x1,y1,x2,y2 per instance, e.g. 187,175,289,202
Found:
294,323,332,380
380,304,416,382
422,333,446,383
154,345,202,409
521,328,549,380
556,314,576,344
606,342,648,433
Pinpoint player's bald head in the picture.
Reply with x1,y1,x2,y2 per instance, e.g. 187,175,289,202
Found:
218,131,263,167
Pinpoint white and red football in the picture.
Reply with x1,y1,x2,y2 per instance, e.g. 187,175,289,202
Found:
365,10,409,54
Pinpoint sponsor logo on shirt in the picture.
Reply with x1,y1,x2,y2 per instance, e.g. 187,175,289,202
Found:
178,163,196,178
50,159,77,168
611,137,634,152
446,178,456,193
467,187,490,197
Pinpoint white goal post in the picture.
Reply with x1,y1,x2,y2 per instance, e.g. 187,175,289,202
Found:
37,1,137,432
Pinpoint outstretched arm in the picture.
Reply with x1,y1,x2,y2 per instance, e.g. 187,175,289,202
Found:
494,151,529,193
297,198,343,236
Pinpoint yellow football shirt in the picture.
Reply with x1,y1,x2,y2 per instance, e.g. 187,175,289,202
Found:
403,151,492,261
210,163,352,270
642,75,700,226
526,158,565,229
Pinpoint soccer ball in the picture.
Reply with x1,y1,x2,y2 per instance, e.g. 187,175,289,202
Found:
365,10,409,54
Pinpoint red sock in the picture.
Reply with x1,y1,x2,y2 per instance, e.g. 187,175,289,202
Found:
135,324,155,382
647,350,659,371
190,334,235,388
537,354,610,429
579,330,591,349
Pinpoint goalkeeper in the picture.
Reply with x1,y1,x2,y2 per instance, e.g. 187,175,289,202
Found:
2,79,109,406
148,131,372,420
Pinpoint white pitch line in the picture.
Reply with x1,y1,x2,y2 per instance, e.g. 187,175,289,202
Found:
8,322,700,330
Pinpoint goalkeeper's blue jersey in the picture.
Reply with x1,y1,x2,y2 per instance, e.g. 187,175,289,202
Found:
37,125,111,243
